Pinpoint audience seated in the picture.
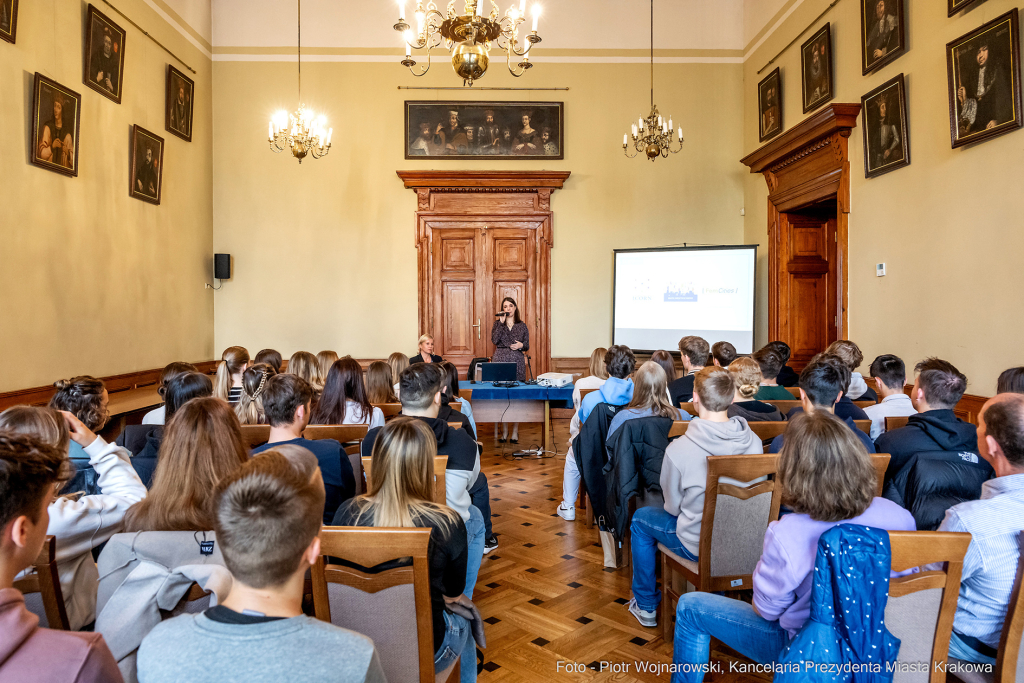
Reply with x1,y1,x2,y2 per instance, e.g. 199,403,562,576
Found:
410,334,444,364
142,362,197,426
875,357,976,480
627,366,761,628
124,397,246,533
311,358,384,429
751,347,794,400
997,366,1024,394
765,341,799,387
251,375,354,524
0,433,123,683
439,361,477,439
333,418,477,682
649,350,677,404
769,356,875,454
365,361,399,405
387,352,410,399
233,363,275,426
571,347,609,410
710,341,737,368
137,446,385,683
214,346,249,404
287,351,325,402
938,393,1024,666
784,353,870,422
825,339,878,402
48,376,110,491
864,354,916,440
668,336,708,406
316,350,339,380
671,411,915,681
135,372,214,485
607,361,682,443
726,357,784,422
253,348,283,373
0,405,145,630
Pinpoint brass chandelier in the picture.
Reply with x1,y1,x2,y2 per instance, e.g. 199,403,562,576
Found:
395,0,543,85
268,0,332,163
623,0,683,161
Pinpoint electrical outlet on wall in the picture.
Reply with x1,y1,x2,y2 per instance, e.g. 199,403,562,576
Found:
876,263,886,277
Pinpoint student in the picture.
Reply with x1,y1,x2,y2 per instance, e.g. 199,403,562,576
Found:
571,347,609,410
214,346,249,404
863,354,916,440
607,361,682,441
366,361,399,405
123,398,247,532
440,361,477,439
726,357,784,422
48,376,110,495
134,372,214,486
784,354,870,422
234,363,276,426
766,341,798,388
138,447,386,683
0,404,145,631
752,347,794,400
433,364,475,441
875,357,976,481
254,348,283,373
288,351,325,399
0,433,123,683
711,341,737,368
316,350,339,380
333,418,477,682
996,366,1024,394
627,366,760,628
387,352,410,399
311,358,385,428
668,336,708,406
410,334,443,364
824,340,877,402
769,357,876,454
650,350,677,404
142,362,197,425
671,411,916,681
252,374,355,524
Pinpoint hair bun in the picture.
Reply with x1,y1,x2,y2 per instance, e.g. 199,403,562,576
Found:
53,379,72,390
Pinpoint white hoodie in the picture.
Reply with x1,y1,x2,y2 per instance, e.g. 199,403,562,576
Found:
847,371,870,401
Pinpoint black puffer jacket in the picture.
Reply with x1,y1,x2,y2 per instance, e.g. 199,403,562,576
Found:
603,416,673,540
572,402,622,527
883,449,993,530
875,409,978,484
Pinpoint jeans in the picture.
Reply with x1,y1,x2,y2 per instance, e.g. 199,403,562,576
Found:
435,610,477,683
464,505,485,599
672,593,790,683
562,446,581,508
468,474,493,539
948,632,998,666
630,506,697,612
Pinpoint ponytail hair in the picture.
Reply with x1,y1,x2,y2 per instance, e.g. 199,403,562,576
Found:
214,346,250,401
235,363,276,425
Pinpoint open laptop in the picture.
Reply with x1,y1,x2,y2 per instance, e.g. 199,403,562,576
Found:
481,362,518,382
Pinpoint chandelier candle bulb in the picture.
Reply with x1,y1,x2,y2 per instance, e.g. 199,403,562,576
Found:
398,0,405,21
669,117,672,130
327,128,332,145
531,5,539,31
623,133,627,146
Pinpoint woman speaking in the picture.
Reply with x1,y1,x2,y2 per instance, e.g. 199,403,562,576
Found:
490,296,530,443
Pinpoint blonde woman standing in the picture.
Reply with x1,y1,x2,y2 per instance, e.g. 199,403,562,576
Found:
214,346,249,404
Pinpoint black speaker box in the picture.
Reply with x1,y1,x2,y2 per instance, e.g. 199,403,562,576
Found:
214,254,231,280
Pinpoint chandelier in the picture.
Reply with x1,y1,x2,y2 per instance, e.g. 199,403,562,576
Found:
268,0,331,163
623,0,683,161
395,0,543,85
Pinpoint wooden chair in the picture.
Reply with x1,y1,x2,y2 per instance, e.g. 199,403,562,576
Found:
668,420,786,446
304,424,370,442
374,403,403,418
871,454,890,495
785,386,802,398
579,388,598,406
448,422,463,429
658,454,783,641
853,419,871,435
678,403,698,417
885,530,971,682
886,415,912,432
239,424,271,449
764,399,875,413
13,536,69,630
312,528,458,683
363,455,448,504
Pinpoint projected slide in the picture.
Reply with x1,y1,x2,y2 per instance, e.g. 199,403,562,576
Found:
613,246,756,353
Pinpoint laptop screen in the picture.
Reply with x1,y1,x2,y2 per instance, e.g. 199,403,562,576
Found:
481,363,518,382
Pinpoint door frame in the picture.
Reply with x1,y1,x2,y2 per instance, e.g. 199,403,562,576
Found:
397,171,571,377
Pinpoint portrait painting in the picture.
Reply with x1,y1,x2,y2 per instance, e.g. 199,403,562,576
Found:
861,74,910,178
130,125,164,204
949,0,988,18
946,9,1022,148
0,0,19,44
758,67,783,142
801,23,833,114
404,101,563,160
30,74,82,178
84,4,126,104
165,65,195,142
861,0,905,74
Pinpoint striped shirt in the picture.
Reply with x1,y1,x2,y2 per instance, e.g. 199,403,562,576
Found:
227,387,242,404
937,472,1024,647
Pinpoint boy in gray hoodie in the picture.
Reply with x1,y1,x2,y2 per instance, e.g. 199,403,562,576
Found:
627,366,762,628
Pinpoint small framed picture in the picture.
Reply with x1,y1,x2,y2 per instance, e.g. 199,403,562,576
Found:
758,68,783,142
946,9,1022,149
801,23,834,114
861,74,910,178
861,0,905,74
84,4,126,104
130,125,164,204
948,0,988,18
0,0,19,44
30,74,82,177
165,65,195,142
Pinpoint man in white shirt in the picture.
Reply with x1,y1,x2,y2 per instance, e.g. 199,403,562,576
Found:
864,354,916,440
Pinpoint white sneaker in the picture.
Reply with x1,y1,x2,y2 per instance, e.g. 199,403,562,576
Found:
627,598,657,628
555,503,576,521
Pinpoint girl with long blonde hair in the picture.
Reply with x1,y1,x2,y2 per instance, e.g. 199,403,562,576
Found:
214,346,249,403
607,360,682,439
316,350,340,379
235,363,276,425
288,351,324,397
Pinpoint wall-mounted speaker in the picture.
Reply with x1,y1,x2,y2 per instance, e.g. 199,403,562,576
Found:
214,254,231,280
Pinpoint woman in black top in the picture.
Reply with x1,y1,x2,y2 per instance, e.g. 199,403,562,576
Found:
410,334,444,364
490,297,530,442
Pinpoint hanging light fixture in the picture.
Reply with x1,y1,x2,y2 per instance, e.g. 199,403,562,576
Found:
623,0,683,161
268,0,331,163
394,0,543,85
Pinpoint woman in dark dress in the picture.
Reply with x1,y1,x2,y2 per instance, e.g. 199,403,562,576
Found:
490,296,530,442
410,333,443,364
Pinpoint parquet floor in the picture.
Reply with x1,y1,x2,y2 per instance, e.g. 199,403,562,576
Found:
473,421,769,683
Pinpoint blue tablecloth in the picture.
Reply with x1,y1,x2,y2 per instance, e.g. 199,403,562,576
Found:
459,381,574,409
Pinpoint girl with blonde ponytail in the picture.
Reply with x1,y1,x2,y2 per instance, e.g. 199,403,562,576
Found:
235,363,276,425
214,346,250,404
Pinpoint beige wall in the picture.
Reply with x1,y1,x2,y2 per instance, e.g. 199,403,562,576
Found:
743,0,1024,395
0,0,214,391
212,60,746,360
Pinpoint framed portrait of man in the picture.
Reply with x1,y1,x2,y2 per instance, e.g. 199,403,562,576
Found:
861,74,910,178
404,101,563,159
130,125,164,204
758,68,783,142
165,65,194,142
83,4,126,104
30,74,82,178
801,23,833,114
0,0,19,44
949,0,988,18
946,9,1022,149
861,0,905,74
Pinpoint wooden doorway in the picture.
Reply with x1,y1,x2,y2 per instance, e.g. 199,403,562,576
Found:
397,171,571,377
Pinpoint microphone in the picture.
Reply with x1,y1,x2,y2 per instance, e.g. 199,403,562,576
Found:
494,312,508,317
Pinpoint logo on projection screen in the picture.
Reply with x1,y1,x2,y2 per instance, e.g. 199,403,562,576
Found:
664,283,698,303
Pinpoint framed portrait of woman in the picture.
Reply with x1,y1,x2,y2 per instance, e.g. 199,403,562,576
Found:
30,74,82,177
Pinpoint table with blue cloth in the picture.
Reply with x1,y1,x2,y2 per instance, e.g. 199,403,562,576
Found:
458,381,574,452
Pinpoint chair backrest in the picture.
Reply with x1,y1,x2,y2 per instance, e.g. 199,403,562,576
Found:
764,399,875,412
580,388,598,401
870,454,890,495
668,420,689,437
668,420,783,446
12,536,69,630
784,386,802,398
995,532,1024,683
448,421,462,429
312,527,434,683
853,419,871,434
374,403,403,417
362,455,448,505
885,530,971,683
304,424,370,442
886,415,912,432
679,403,698,417
239,424,270,449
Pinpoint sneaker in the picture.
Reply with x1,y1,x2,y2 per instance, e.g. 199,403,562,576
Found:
556,503,576,521
627,598,657,628
483,535,499,554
